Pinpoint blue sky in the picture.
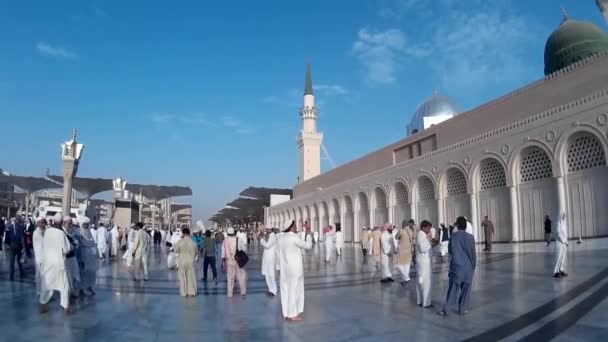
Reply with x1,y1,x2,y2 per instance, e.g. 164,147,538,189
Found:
1,0,606,222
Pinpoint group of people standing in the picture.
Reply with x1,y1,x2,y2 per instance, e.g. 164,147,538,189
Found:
35,213,99,314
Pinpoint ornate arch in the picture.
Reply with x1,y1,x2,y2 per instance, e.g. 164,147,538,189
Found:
470,154,509,192
508,140,558,184
554,124,608,177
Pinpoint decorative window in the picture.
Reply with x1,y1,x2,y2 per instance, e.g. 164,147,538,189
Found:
322,202,329,217
567,134,606,173
374,188,387,208
480,158,507,190
418,176,435,201
520,148,553,183
446,169,467,196
395,183,409,206
344,197,353,212
332,199,341,215
358,193,368,211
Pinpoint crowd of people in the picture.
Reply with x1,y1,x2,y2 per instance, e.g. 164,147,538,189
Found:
0,210,569,320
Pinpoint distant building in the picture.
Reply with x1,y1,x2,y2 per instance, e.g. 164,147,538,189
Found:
267,12,608,243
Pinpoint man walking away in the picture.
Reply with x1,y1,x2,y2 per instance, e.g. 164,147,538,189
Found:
439,216,476,316
7,215,26,280
553,212,568,278
481,216,494,252
201,230,217,283
544,215,552,247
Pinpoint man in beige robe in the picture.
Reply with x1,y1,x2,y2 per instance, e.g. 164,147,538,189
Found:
360,227,370,257
481,216,494,252
174,228,197,297
395,222,415,285
371,227,382,270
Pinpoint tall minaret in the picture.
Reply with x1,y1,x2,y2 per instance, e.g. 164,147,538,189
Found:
597,0,608,23
296,61,323,183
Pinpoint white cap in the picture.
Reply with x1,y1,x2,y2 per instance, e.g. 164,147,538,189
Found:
54,212,63,223
227,227,235,235
63,215,73,223
80,217,90,225
36,216,46,223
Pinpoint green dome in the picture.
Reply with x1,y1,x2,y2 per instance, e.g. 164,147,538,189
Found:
544,18,608,75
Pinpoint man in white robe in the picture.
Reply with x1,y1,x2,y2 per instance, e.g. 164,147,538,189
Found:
416,220,436,308
39,213,72,315
313,231,319,244
277,221,313,321
110,225,120,258
260,228,278,296
76,217,99,295
63,217,81,298
96,223,108,260
324,226,335,263
237,228,248,251
335,227,344,257
553,212,568,278
132,222,149,281
33,216,47,295
167,230,181,269
124,224,137,266
380,226,395,283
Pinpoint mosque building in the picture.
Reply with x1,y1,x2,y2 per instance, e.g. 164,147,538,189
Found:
265,11,608,244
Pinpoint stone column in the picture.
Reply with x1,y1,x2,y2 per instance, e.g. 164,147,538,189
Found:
410,202,416,225
62,159,76,217
469,192,479,240
437,197,445,226
556,176,568,223
509,186,520,242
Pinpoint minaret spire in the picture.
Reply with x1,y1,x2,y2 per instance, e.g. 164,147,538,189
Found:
304,60,313,95
561,5,569,22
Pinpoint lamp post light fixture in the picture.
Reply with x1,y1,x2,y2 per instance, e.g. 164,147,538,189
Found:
61,129,84,218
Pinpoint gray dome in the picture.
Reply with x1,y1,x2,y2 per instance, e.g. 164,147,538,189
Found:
407,92,460,135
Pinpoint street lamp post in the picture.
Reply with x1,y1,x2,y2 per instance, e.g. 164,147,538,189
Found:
61,130,84,217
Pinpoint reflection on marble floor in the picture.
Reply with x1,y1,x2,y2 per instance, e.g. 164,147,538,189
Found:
1,239,608,342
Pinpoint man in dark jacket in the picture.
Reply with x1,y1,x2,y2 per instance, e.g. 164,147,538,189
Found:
439,216,477,316
6,215,26,280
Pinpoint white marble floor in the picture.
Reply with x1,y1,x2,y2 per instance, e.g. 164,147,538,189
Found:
0,238,607,341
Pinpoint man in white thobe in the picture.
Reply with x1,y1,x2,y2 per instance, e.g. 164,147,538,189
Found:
63,217,81,298
33,216,46,295
76,217,99,296
132,222,150,281
96,223,108,260
237,228,248,251
124,224,137,266
277,221,313,321
553,212,568,278
110,225,120,258
260,228,278,296
380,226,395,283
39,213,73,315
416,220,436,308
335,228,344,257
324,226,335,263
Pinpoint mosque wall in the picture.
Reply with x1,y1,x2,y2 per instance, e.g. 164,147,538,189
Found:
293,53,608,198
268,84,608,243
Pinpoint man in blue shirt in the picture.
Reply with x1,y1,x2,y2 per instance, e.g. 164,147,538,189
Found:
438,216,477,316
7,215,26,280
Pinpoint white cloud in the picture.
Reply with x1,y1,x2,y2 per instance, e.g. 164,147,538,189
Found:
314,84,348,96
36,42,78,60
357,1,539,91
221,116,241,128
352,28,430,84
150,114,174,124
